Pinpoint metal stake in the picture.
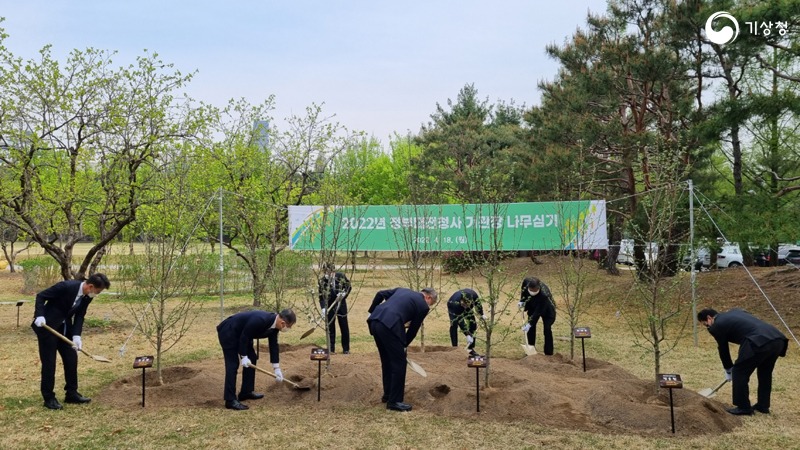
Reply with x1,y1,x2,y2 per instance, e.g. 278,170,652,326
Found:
475,367,480,412
317,360,322,402
581,338,587,372
669,388,675,434
141,367,146,407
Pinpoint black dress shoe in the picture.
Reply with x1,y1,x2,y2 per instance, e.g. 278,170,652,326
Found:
225,400,249,410
44,398,63,410
753,404,770,414
343,350,350,354
387,402,412,412
238,392,265,401
64,392,91,404
726,407,754,416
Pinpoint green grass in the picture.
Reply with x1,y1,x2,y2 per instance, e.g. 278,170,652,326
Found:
1,255,798,449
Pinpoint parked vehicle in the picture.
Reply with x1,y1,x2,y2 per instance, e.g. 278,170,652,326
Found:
780,249,800,266
616,239,657,265
684,242,744,269
778,244,800,264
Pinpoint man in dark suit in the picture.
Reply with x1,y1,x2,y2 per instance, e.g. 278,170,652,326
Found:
447,288,486,354
216,309,296,410
32,273,111,410
367,287,437,412
519,277,557,355
318,263,352,354
698,308,789,415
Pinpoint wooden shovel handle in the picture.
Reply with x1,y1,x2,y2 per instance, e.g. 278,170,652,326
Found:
41,323,94,359
39,324,111,363
250,363,302,388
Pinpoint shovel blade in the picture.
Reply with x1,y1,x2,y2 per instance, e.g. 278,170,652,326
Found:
698,379,728,398
697,388,715,398
407,358,427,377
299,327,315,340
90,354,112,363
521,343,538,356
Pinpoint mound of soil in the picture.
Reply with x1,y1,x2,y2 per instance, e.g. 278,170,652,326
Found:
96,344,740,436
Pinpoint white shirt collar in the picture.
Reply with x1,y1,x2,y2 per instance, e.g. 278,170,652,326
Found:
74,282,86,307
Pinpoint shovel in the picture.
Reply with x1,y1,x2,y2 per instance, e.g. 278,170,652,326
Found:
41,324,112,363
299,327,316,340
250,364,311,391
698,379,728,398
520,320,537,356
407,358,427,377
301,293,345,340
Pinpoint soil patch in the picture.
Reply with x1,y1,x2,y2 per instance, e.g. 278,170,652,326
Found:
96,344,739,437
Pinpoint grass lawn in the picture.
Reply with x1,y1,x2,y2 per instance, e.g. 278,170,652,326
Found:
0,254,798,449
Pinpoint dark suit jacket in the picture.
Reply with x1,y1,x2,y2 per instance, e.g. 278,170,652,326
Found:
318,272,352,310
33,280,93,336
216,310,281,363
520,279,556,321
367,288,429,346
447,289,483,314
708,308,789,369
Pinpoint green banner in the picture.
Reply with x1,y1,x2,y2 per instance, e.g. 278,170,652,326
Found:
289,201,607,251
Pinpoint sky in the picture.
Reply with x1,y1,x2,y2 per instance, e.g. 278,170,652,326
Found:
0,0,610,145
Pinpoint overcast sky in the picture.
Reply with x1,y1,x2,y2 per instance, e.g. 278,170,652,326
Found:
1,0,609,145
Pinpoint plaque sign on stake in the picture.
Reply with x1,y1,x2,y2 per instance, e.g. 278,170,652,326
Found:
467,355,488,412
572,327,592,372
310,348,329,401
16,301,25,328
133,356,154,407
658,373,683,434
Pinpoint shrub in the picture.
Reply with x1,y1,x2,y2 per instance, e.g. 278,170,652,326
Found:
19,257,61,293
442,251,479,274
442,250,518,274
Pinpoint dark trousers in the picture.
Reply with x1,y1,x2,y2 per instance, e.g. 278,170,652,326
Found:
33,325,79,401
526,315,555,355
731,339,784,409
370,321,406,404
326,301,350,353
448,307,476,349
218,332,257,401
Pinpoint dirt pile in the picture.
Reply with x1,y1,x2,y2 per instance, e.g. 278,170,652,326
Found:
96,344,740,437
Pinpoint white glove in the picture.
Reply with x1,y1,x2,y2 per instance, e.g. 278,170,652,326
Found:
518,301,525,309
336,292,346,300
321,308,326,315
72,335,82,351
466,335,474,345
724,368,732,381
240,355,252,368
273,363,283,382
522,323,531,333
34,316,46,327
481,314,488,321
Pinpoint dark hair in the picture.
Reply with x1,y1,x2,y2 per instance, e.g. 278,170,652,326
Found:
279,308,297,326
86,273,111,289
323,262,335,273
421,287,438,302
697,308,718,322
525,277,540,290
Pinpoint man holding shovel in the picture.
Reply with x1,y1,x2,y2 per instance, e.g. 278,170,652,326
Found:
318,263,352,354
698,308,789,415
447,288,486,355
519,277,557,356
367,287,437,412
216,309,296,411
31,273,111,410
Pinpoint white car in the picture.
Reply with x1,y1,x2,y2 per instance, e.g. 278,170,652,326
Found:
693,243,744,268
616,239,658,265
